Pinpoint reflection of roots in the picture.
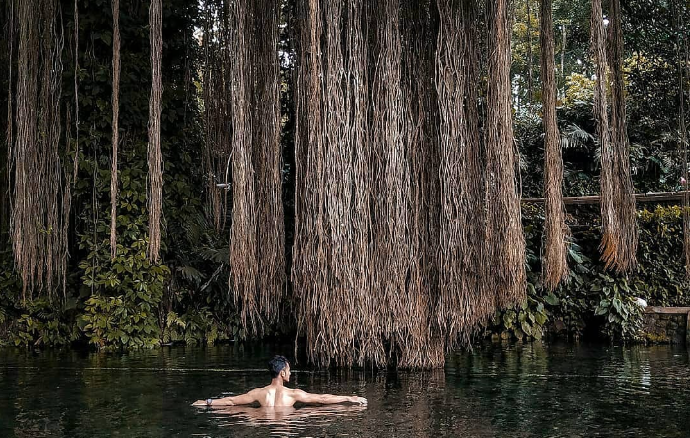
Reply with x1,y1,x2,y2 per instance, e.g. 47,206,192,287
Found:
208,405,367,436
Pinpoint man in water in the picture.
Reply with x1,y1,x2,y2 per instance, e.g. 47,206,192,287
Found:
192,355,368,408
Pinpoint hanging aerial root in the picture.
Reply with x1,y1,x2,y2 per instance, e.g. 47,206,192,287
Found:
11,0,68,299
2,0,16,244
485,0,527,309
593,0,637,272
435,0,490,347
251,0,286,325
147,0,163,263
678,2,690,276
201,0,231,233
540,0,569,290
227,0,259,331
110,0,121,259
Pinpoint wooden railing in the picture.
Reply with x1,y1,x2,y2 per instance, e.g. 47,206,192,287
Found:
522,191,689,206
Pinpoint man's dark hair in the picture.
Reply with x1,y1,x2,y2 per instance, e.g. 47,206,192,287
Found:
268,355,289,378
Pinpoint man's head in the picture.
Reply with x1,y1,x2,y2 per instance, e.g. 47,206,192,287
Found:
268,355,291,382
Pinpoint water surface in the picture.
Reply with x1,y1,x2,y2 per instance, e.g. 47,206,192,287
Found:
1,342,688,437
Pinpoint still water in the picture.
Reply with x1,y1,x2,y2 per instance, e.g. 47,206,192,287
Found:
1,342,688,437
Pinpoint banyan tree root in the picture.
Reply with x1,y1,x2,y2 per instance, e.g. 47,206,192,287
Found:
201,0,231,232
227,0,259,330
435,0,490,347
292,0,328,363
680,5,690,276
223,0,286,331
11,0,68,299
147,0,163,263
540,0,569,290
485,0,527,309
110,0,121,259
369,0,413,366
397,0,442,368
251,0,286,326
290,0,530,368
2,0,16,243
593,0,637,272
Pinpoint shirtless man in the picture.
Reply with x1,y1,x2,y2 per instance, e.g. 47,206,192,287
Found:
192,355,368,408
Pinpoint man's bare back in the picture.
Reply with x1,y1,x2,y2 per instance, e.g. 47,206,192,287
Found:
192,355,367,408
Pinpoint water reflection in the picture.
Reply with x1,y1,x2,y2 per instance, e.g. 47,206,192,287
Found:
206,405,367,437
1,342,690,437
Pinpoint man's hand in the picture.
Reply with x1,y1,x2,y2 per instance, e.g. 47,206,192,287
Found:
350,396,367,406
192,400,208,407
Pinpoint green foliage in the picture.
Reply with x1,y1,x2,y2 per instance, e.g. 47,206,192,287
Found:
493,292,549,341
590,274,643,341
2,299,80,348
79,294,161,350
77,233,168,350
562,73,594,107
635,206,690,306
0,253,80,347
494,206,687,343
162,309,235,346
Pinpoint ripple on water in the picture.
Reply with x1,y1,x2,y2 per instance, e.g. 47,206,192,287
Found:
1,342,690,437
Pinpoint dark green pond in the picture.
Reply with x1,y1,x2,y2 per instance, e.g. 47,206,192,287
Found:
1,342,689,437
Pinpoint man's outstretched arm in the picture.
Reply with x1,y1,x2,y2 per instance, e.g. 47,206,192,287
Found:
192,388,261,407
292,389,367,406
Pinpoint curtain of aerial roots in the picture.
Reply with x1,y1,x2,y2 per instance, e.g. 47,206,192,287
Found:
147,0,163,263
292,0,528,368
293,0,324,363
202,0,231,232
226,0,285,330
250,0,285,324
11,0,68,298
370,0,421,366
592,0,637,272
399,0,442,368
485,0,526,307
293,0,374,366
110,0,121,258
435,0,488,349
540,0,569,289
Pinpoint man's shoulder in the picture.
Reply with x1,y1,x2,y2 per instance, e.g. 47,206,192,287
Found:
284,387,307,397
